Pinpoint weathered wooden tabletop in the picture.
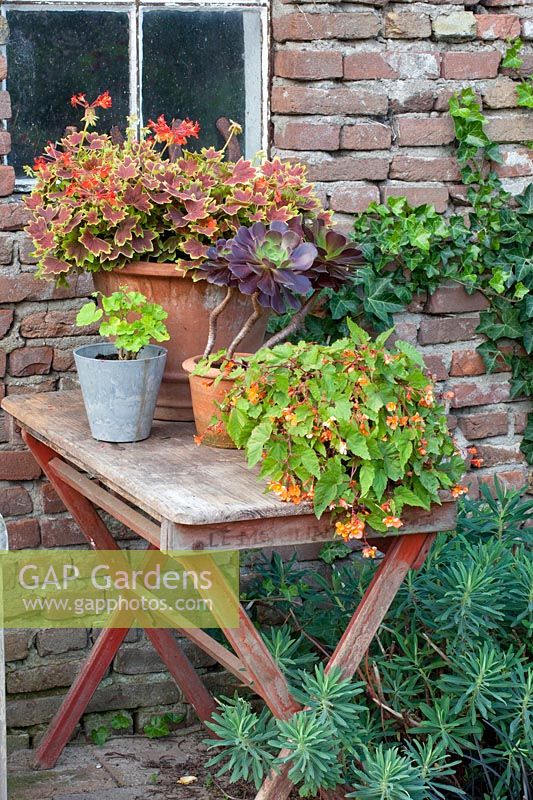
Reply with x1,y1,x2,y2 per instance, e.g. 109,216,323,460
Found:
1,391,456,538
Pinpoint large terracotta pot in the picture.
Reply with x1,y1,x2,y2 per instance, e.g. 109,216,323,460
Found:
93,262,268,421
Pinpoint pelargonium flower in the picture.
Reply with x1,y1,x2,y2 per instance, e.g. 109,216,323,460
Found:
227,221,318,313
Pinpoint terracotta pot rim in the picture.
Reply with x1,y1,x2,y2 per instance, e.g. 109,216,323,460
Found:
182,354,251,380
95,260,205,280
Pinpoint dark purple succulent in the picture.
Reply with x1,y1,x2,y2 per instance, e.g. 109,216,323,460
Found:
227,221,318,314
289,217,364,290
198,239,237,287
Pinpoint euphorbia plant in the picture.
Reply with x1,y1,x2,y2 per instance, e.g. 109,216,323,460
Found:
24,93,327,282
197,217,363,359
76,288,169,360
220,322,465,549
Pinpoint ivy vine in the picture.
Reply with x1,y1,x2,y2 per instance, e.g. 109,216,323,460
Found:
268,88,533,464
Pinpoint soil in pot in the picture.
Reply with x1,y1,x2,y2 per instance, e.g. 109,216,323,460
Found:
74,342,167,443
93,263,268,423
182,355,248,449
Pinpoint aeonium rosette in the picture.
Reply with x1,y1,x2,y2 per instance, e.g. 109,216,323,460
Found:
24,94,328,284
196,218,363,359
218,321,466,554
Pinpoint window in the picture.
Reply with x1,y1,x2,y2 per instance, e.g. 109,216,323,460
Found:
2,0,267,178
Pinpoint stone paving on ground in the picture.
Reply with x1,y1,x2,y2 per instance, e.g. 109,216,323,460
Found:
7,728,249,800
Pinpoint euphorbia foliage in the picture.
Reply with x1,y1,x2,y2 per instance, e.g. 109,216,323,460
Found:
24,94,327,282
221,322,465,545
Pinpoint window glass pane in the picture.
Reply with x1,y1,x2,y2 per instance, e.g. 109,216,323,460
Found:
142,10,247,153
6,10,130,175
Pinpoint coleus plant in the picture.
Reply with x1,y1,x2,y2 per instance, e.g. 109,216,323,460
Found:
24,93,327,283
197,217,363,360
219,322,466,549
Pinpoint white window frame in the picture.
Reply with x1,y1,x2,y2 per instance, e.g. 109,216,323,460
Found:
1,0,270,188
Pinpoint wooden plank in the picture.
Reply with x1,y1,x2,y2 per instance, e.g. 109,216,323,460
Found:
0,515,7,800
2,393,456,537
161,500,456,552
49,458,161,547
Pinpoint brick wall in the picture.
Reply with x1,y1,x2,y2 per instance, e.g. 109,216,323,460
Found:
271,0,533,225
1,1,532,750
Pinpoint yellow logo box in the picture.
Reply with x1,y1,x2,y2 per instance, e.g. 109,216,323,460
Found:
0,550,239,629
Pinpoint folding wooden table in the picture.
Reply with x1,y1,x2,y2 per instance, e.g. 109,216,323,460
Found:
1,391,457,800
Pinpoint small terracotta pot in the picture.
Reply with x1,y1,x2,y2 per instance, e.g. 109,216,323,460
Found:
93,262,267,422
182,355,248,449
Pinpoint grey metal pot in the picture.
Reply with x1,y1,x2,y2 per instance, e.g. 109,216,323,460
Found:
74,343,167,443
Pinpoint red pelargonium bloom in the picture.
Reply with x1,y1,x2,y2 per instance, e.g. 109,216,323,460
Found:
33,156,49,171
70,91,112,110
148,115,200,146
70,93,87,108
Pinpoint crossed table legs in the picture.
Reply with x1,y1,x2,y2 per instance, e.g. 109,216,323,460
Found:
22,430,434,800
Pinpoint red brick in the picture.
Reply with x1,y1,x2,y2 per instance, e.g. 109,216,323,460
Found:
19,235,38,265
344,53,396,80
346,51,440,81
0,233,13,264
341,122,392,151
479,468,529,493
450,348,509,377
0,202,30,231
301,154,390,182
476,443,525,468
0,486,33,517
40,517,86,547
384,11,431,38
6,518,40,549
0,350,5,378
6,379,57,395
482,78,518,110
424,354,448,381
495,147,533,178
483,0,527,6
381,184,449,213
458,411,509,440
0,131,10,156
0,56,6,81
0,308,14,336
390,155,460,181
273,12,380,42
274,120,340,151
486,114,533,144
450,380,512,408
418,315,480,345
425,283,489,314
0,166,15,197
390,86,435,114
271,85,388,115
395,115,455,146
514,411,528,435
274,50,343,80
0,450,42,480
41,483,66,514
329,182,380,213
9,346,54,377
0,272,94,303
441,51,501,79
475,14,521,40
0,91,11,119
52,348,75,372
20,307,98,338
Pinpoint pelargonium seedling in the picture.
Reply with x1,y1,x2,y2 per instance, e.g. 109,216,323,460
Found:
76,287,169,360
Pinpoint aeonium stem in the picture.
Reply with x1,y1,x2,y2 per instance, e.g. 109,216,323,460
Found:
204,286,234,357
262,289,321,349
226,293,262,361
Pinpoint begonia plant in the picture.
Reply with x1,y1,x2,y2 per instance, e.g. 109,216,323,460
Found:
24,93,327,283
219,322,465,549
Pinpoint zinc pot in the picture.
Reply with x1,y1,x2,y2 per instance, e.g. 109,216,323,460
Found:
93,262,268,422
74,343,167,443
182,355,247,449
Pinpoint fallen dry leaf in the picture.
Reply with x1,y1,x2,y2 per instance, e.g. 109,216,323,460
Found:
177,775,198,785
